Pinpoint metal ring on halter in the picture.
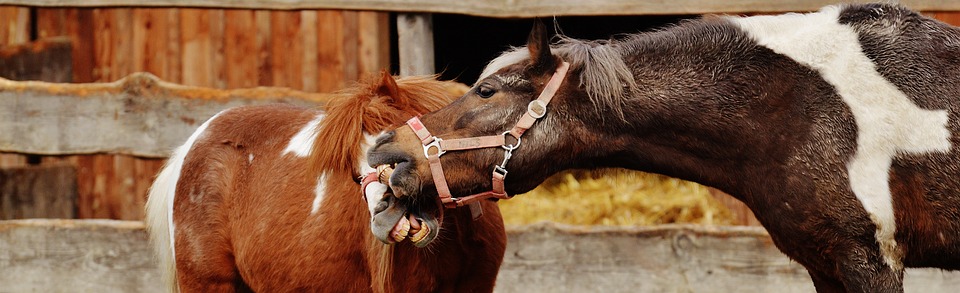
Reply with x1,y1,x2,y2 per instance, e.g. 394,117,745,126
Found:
527,100,548,119
423,137,445,158
500,131,521,151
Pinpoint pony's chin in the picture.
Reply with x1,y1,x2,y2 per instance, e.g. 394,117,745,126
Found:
369,195,441,247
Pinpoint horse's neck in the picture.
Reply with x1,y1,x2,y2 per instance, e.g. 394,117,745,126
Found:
591,21,822,198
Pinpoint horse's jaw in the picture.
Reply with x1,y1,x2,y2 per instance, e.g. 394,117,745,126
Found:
366,182,440,247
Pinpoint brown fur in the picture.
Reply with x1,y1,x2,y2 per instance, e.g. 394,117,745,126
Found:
149,73,505,292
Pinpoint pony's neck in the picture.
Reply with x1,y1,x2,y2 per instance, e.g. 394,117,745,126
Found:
579,18,818,199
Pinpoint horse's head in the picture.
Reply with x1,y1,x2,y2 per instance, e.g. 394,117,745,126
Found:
310,72,462,247
369,22,611,213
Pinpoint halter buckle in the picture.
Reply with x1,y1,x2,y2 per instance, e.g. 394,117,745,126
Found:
423,137,445,158
527,100,547,119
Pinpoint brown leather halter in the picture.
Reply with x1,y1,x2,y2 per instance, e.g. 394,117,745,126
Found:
362,61,569,222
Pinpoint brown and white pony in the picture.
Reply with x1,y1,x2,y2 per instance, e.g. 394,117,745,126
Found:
145,73,506,292
369,3,960,293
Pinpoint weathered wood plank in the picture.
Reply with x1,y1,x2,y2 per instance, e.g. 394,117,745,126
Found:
0,219,161,293
495,223,960,293
4,0,960,17
0,165,77,219
397,13,434,76
0,6,29,45
357,11,390,76
0,73,331,158
223,9,258,89
0,220,957,292
269,10,303,90
0,37,73,83
314,10,339,92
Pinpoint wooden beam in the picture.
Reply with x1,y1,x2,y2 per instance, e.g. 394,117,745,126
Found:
2,0,960,17
0,73,330,158
0,165,77,219
397,13,434,76
1,220,958,292
0,37,73,83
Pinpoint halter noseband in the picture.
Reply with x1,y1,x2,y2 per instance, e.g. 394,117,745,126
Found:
404,61,570,216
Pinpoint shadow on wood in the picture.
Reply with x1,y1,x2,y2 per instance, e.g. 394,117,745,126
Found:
0,164,77,219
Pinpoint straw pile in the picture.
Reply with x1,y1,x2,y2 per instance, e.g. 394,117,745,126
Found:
498,169,735,226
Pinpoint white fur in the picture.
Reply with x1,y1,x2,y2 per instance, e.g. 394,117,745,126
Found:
478,47,530,84
730,6,952,271
359,133,387,216
145,110,225,293
248,154,254,163
311,173,328,215
283,114,325,157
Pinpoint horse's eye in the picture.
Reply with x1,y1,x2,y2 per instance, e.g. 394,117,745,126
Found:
476,85,496,98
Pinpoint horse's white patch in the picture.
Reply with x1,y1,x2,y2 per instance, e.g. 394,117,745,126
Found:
479,47,530,84
730,6,952,271
248,154,254,163
145,109,226,291
311,173,328,215
283,114,325,157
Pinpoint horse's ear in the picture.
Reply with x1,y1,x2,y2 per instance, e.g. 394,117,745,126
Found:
527,19,555,73
376,70,401,101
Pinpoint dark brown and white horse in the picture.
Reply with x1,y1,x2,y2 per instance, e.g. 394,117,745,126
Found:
368,3,960,292
145,73,505,292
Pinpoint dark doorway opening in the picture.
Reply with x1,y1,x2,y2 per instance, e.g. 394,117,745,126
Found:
417,14,695,84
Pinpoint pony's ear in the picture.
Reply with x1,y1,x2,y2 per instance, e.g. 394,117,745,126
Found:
376,70,401,101
527,19,555,73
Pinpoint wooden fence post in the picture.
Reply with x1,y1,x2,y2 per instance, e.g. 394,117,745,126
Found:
397,13,434,76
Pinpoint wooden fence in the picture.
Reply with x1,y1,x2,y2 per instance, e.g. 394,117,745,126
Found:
3,3,960,223
2,219,958,292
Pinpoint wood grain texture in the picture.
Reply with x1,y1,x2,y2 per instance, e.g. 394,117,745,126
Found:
1,220,957,292
0,6,29,45
0,37,73,82
0,73,330,158
397,13,434,76
0,165,77,219
4,0,960,17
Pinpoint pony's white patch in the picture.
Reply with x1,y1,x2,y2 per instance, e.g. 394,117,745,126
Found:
365,182,389,217
730,6,952,271
310,173,328,215
145,109,226,292
283,114,325,157
248,154,254,163
359,132,387,216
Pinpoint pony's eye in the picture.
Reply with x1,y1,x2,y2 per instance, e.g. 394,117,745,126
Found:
476,85,496,98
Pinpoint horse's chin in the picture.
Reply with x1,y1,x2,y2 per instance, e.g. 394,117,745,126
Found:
369,193,440,248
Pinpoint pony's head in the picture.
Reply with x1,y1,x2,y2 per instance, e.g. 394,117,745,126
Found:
368,22,631,210
310,71,463,246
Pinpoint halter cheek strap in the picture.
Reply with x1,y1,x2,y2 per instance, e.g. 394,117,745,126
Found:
405,61,570,217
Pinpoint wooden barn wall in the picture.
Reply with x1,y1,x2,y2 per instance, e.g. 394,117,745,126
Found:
3,6,960,223
0,6,390,220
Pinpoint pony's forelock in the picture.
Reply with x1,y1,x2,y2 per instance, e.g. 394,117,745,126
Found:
308,74,459,176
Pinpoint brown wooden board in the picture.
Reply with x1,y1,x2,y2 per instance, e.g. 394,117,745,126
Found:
0,37,73,82
4,0,960,17
0,165,77,219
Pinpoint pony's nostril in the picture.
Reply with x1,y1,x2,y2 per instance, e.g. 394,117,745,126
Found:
374,131,396,146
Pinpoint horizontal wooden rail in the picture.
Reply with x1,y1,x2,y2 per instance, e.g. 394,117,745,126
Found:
0,220,957,292
0,73,328,158
1,0,959,17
